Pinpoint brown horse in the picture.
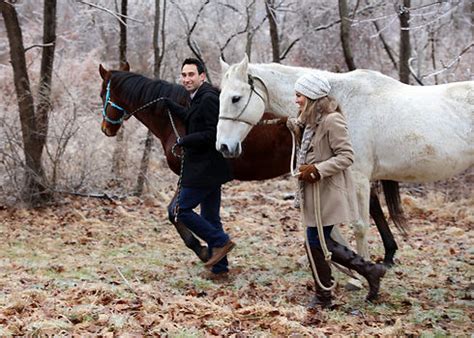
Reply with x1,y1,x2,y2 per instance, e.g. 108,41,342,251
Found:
98,63,400,266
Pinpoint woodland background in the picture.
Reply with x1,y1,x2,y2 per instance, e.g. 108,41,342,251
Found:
0,0,473,335
0,0,472,204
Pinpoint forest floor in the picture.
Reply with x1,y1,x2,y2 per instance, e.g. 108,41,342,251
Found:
0,170,472,336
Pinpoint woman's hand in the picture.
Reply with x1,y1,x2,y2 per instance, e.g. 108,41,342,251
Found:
298,164,321,183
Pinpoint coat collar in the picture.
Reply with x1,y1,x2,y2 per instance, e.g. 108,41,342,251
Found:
191,82,216,102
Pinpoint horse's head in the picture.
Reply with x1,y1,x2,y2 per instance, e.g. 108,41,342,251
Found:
217,54,267,158
99,62,131,137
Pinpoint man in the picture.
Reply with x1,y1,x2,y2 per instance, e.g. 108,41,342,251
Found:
165,58,235,279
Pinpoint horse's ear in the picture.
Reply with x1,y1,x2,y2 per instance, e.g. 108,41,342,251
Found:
239,54,249,69
235,54,249,77
99,64,109,80
220,57,230,75
120,61,130,72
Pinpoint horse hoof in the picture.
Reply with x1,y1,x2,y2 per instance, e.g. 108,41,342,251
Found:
345,278,363,291
383,259,396,268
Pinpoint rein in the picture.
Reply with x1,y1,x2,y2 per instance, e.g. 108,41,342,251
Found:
102,80,166,125
219,74,268,126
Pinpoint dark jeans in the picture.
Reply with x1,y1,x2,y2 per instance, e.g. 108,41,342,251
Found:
306,225,334,249
168,185,229,273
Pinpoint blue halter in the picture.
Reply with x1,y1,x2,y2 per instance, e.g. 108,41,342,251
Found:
102,81,130,125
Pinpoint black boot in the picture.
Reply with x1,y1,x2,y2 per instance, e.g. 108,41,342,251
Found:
326,238,386,301
174,220,209,262
305,245,333,309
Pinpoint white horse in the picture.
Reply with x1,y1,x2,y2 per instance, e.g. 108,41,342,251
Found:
217,54,473,259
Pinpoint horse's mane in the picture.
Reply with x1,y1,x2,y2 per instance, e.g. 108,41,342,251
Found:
110,71,190,107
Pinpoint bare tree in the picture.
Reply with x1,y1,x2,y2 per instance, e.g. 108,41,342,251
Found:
263,0,300,62
218,1,267,62
265,0,280,63
1,0,57,205
338,0,356,70
372,20,398,71
111,0,128,181
37,0,57,154
170,0,212,83
135,0,167,196
398,0,411,84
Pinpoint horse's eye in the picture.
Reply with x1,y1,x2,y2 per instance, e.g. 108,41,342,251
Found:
232,96,241,104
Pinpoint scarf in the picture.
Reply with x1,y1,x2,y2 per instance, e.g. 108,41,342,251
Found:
294,125,315,208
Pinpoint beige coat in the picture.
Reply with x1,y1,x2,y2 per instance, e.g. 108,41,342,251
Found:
302,111,359,227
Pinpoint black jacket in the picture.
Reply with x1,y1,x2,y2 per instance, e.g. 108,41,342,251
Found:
166,82,233,188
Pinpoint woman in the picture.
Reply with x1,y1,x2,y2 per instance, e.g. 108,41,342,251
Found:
288,72,386,309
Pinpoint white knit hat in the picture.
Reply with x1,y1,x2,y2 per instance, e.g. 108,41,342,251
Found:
294,72,331,100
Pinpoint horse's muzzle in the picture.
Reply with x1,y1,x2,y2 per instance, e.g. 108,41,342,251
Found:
101,121,116,137
218,141,241,158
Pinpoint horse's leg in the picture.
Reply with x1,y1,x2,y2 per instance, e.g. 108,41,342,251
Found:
352,174,371,260
167,193,209,262
333,172,369,291
370,184,398,266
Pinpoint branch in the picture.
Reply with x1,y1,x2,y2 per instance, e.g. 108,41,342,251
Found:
219,2,259,58
400,3,460,31
372,21,397,70
77,0,144,25
216,2,240,13
312,1,383,33
24,42,54,52
408,57,424,85
421,42,474,79
188,0,211,37
279,37,299,60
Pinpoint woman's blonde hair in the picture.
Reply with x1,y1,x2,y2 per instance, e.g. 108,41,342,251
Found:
298,95,340,126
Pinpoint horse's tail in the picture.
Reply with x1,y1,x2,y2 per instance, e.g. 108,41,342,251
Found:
381,180,409,236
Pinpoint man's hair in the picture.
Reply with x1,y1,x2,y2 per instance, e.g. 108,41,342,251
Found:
182,58,205,74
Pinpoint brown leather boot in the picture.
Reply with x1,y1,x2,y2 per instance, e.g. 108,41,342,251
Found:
326,239,386,301
305,245,333,309
204,240,236,268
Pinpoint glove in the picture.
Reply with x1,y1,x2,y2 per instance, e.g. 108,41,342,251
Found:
298,164,320,183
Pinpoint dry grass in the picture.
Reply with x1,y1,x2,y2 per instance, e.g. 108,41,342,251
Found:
0,172,472,335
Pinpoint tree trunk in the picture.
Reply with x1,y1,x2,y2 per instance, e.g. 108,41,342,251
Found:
245,1,256,60
119,0,127,66
135,130,154,195
338,0,356,71
1,1,50,205
111,0,128,181
398,0,411,84
36,0,57,181
265,0,280,63
429,29,438,85
135,0,167,196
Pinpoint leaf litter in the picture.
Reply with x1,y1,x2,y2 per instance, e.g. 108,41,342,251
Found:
0,171,472,335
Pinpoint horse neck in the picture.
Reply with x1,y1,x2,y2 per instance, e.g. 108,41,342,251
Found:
250,64,348,117
135,108,184,152
249,64,309,117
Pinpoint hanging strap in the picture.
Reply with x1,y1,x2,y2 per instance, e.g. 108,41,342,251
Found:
167,110,184,223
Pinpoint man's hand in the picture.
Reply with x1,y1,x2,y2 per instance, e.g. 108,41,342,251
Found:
298,164,320,183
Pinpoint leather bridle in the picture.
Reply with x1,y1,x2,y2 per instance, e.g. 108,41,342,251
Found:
219,74,268,126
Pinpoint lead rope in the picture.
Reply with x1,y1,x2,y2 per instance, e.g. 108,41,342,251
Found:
304,183,336,291
288,124,336,291
168,110,184,223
